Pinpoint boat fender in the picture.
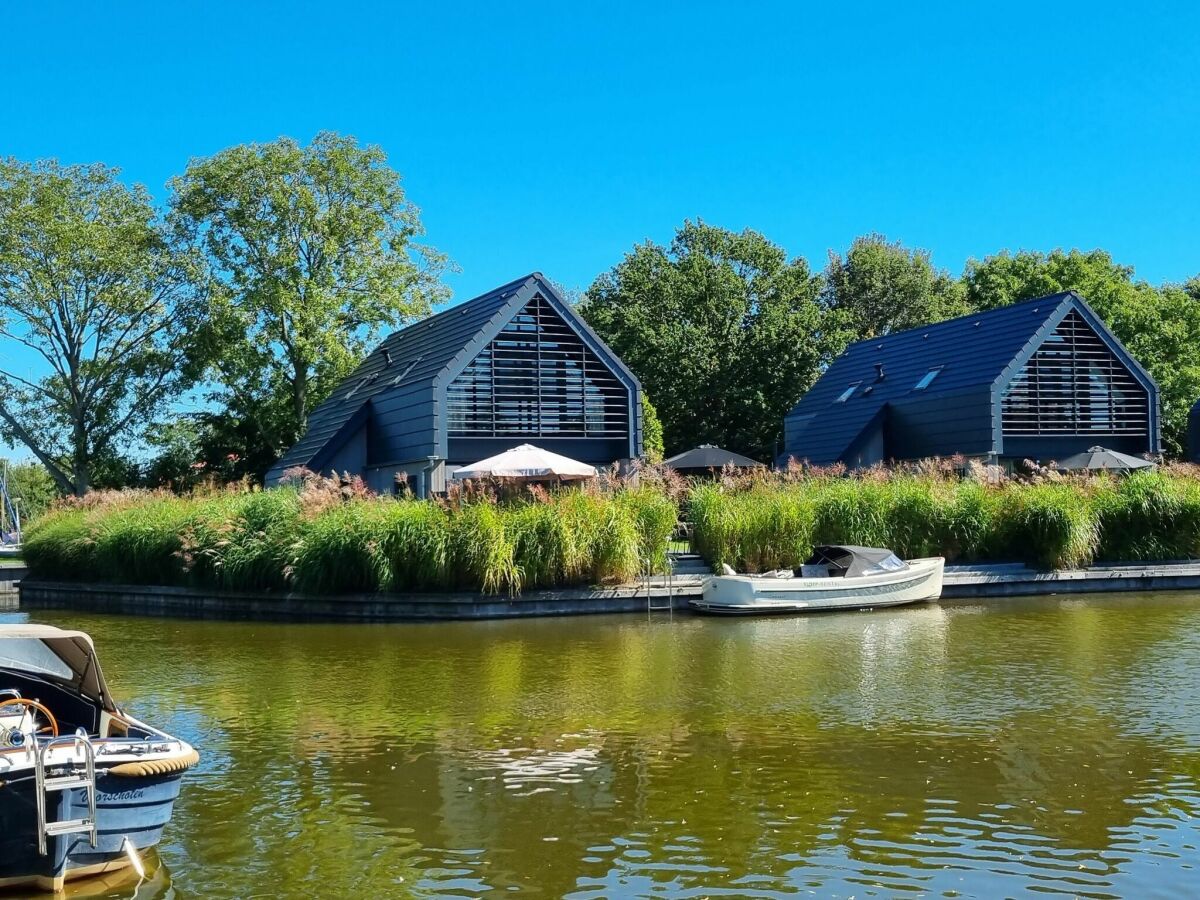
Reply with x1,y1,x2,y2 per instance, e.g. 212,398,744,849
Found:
108,748,200,777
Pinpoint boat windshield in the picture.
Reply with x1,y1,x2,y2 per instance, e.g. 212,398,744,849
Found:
0,638,74,680
805,545,910,578
860,553,908,575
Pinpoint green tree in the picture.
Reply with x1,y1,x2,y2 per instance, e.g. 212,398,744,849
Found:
1,458,60,526
170,132,451,465
964,249,1200,455
581,220,829,460
822,233,968,340
0,159,205,494
641,395,665,464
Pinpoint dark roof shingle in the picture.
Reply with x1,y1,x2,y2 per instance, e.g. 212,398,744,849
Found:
783,292,1082,464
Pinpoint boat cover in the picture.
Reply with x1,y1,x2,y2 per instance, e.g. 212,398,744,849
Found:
806,545,909,578
0,625,116,712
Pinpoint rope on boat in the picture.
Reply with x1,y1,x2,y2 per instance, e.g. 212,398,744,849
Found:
107,748,200,777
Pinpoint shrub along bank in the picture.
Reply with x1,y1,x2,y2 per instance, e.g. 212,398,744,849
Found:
23,481,677,596
689,469,1200,573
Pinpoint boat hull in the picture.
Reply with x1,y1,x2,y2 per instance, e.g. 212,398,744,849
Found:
691,557,945,615
0,766,183,893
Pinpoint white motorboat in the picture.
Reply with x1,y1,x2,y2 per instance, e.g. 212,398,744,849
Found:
690,545,945,615
1,625,199,892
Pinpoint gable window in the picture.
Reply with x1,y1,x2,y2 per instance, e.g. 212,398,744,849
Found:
913,367,942,391
835,382,862,403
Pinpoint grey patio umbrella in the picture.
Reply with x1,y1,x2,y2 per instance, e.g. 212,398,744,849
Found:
663,444,764,471
1055,446,1154,472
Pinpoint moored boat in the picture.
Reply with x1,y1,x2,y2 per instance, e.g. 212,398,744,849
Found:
690,545,944,615
0,625,198,893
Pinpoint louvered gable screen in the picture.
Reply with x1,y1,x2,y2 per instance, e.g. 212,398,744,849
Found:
447,293,629,438
1001,311,1149,438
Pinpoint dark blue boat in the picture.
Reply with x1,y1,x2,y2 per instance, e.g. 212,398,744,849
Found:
0,625,197,893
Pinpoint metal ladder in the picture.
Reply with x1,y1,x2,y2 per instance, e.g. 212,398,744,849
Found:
35,731,98,856
645,550,674,613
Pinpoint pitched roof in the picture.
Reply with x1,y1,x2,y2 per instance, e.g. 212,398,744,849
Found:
782,291,1096,464
267,273,641,479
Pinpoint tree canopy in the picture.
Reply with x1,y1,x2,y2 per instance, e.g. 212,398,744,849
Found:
581,221,830,460
822,233,968,340
0,159,204,494
170,132,450,472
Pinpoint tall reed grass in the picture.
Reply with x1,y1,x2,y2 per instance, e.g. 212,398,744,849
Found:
23,479,678,596
688,468,1200,572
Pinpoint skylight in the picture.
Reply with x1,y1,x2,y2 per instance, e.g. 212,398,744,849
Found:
835,382,862,403
913,368,942,390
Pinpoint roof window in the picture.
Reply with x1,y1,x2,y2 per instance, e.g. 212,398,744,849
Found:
835,382,862,403
913,367,942,390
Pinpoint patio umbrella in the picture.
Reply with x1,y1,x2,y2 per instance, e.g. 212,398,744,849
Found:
663,444,763,471
1055,446,1154,472
453,443,598,481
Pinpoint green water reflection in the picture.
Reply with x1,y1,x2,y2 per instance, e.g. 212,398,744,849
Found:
5,593,1200,898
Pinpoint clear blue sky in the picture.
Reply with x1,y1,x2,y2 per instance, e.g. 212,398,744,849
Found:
5,1,1200,297
2,2,1199,456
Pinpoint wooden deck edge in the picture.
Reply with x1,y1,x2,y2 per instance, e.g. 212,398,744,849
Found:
14,560,1200,621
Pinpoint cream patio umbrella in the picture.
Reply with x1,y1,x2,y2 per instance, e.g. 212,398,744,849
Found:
452,444,598,482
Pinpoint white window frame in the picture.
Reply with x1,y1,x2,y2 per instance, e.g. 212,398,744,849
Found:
835,382,862,403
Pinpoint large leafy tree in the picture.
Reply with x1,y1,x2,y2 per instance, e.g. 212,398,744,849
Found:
170,132,450,469
0,159,205,494
581,221,830,460
822,233,968,340
963,249,1200,455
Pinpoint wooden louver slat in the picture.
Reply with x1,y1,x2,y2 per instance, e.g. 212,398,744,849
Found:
1001,311,1149,437
447,293,630,438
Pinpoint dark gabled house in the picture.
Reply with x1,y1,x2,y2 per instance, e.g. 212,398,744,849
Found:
781,291,1160,469
266,273,643,496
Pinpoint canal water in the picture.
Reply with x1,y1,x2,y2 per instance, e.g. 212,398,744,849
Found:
5,593,1200,898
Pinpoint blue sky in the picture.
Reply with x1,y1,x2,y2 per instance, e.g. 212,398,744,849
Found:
2,2,1199,457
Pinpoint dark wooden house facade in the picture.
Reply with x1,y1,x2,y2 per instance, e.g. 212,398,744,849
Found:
781,292,1160,468
266,274,643,495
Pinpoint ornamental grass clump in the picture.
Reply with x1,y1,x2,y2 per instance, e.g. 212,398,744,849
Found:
615,486,678,574
989,482,1099,569
289,500,394,594
809,478,891,550
21,509,94,580
91,497,195,586
379,500,452,591
450,501,519,594
183,489,302,591
938,480,997,562
1093,472,1200,561
688,484,814,573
